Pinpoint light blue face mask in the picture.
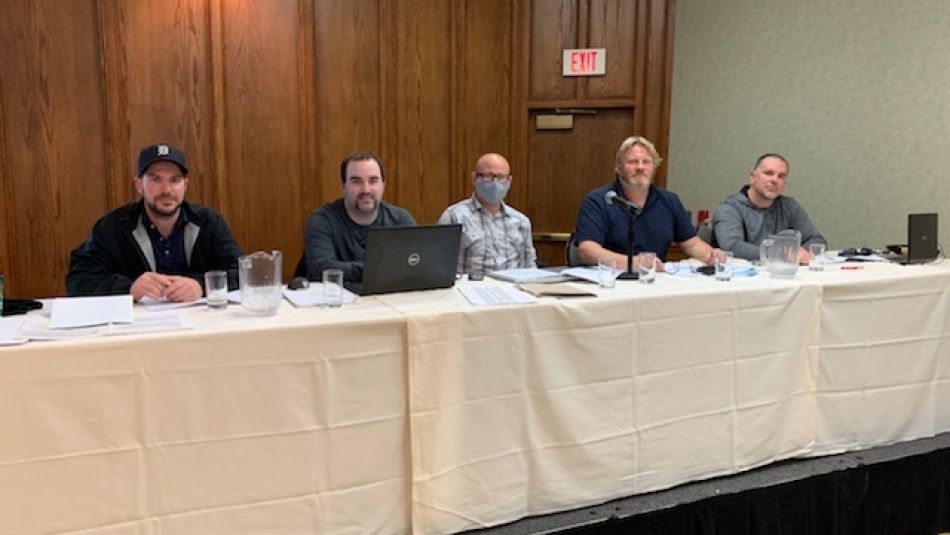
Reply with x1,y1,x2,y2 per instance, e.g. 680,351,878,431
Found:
475,180,510,205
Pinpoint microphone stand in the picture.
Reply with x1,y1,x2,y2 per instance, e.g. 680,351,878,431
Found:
616,204,640,280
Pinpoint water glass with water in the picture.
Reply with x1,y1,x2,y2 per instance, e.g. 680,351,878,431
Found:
597,257,620,289
715,251,734,281
323,269,344,307
204,270,229,309
637,252,657,283
808,243,826,271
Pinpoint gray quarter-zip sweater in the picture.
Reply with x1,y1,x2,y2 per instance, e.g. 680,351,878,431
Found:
712,185,826,261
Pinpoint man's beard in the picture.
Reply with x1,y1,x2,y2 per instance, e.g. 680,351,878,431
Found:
146,197,181,218
621,172,651,189
756,185,780,201
354,194,379,213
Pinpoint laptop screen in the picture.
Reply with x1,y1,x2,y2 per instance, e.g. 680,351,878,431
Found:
360,224,462,295
907,213,938,264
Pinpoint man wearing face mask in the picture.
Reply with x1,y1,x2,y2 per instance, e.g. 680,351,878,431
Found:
574,135,718,268
438,153,537,274
304,150,416,285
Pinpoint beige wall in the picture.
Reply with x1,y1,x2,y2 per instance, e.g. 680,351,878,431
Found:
668,0,950,249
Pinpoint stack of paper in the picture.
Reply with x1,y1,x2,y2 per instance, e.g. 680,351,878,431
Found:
457,285,536,306
487,268,569,284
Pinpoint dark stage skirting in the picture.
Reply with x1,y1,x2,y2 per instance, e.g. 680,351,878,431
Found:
466,433,950,535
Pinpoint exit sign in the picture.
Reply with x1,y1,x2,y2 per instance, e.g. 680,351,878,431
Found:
562,48,607,76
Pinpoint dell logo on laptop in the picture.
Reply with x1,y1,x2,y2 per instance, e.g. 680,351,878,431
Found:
407,253,421,267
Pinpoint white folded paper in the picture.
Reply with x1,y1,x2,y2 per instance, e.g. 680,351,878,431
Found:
21,311,192,340
49,295,134,329
559,267,603,284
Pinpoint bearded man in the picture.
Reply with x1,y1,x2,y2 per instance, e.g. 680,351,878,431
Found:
303,151,416,285
712,153,825,262
573,136,718,268
67,143,242,302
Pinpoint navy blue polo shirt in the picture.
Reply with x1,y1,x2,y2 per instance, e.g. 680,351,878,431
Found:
573,179,695,261
144,211,189,275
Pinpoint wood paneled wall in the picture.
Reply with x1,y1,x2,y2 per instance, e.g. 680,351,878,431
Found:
0,0,675,298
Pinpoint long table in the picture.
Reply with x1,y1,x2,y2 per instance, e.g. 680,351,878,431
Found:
0,302,410,534
2,262,949,534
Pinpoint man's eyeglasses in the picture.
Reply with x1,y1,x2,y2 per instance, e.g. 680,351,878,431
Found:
475,173,511,183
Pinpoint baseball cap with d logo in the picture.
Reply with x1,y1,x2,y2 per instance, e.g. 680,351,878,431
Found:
137,143,189,176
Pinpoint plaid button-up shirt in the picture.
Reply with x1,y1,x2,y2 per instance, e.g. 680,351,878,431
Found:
438,195,537,274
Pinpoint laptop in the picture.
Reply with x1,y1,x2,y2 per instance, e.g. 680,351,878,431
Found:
360,224,462,295
882,213,939,264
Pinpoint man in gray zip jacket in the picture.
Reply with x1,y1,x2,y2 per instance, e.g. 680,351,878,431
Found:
67,143,242,302
713,153,825,263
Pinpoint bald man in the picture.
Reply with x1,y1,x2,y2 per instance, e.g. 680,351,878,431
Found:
438,153,537,274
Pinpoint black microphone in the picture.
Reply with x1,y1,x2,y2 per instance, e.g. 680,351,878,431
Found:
605,190,640,215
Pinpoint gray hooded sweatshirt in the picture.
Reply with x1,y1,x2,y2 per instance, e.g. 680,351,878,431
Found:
712,185,826,261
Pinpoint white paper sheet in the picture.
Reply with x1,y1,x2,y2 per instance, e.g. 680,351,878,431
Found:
140,296,207,311
106,312,193,335
22,311,192,340
282,286,359,307
486,268,569,283
49,295,134,329
0,317,28,346
559,267,603,284
457,285,537,306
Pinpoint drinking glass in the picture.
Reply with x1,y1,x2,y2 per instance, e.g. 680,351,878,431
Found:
597,257,620,289
808,243,826,271
323,269,344,307
204,270,229,309
715,251,734,281
637,252,657,283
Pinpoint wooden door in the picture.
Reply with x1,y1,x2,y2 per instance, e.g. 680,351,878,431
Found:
512,0,675,266
526,109,634,264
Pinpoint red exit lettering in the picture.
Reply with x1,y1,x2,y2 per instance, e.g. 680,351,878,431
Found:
570,50,599,73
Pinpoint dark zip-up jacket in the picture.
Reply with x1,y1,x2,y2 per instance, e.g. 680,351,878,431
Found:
67,201,242,296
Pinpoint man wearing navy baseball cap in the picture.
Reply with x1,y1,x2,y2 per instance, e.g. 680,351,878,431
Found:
67,143,243,302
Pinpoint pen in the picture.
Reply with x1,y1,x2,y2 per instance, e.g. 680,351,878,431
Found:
841,266,864,270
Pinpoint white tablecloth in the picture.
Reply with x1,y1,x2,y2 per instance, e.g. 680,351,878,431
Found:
0,302,409,535
807,263,950,455
393,276,822,533
2,262,949,535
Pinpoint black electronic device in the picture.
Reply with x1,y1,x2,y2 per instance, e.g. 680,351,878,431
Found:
840,247,873,257
904,213,939,264
877,214,939,264
1,299,42,316
287,276,310,290
360,224,462,295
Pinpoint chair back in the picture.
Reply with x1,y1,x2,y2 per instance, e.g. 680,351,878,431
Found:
697,219,716,247
565,233,583,267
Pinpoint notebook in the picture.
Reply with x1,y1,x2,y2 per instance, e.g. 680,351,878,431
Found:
360,224,462,295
